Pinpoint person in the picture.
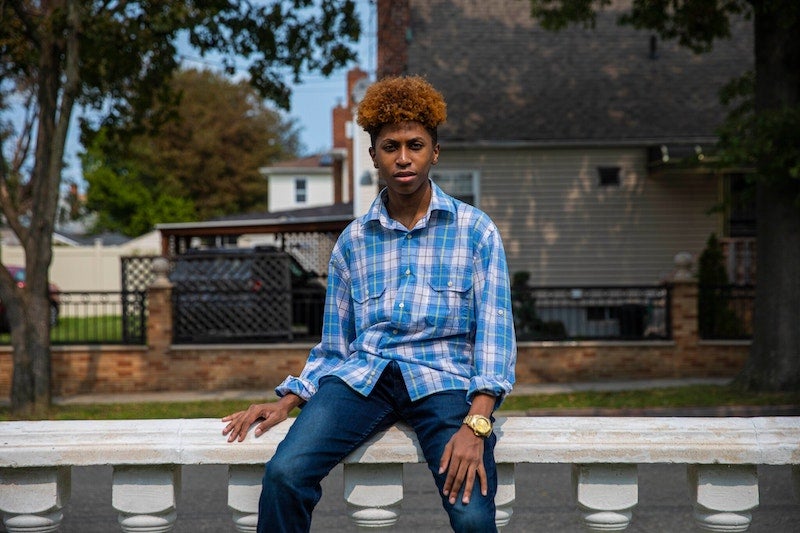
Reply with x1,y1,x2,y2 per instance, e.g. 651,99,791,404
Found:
222,75,516,533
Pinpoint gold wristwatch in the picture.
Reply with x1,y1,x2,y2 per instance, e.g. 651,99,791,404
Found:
463,414,493,438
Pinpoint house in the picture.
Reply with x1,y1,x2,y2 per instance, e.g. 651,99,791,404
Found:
259,153,339,212
372,0,755,285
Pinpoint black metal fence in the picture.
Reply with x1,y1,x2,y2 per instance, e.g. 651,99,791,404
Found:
698,284,754,340
0,291,148,345
512,285,672,341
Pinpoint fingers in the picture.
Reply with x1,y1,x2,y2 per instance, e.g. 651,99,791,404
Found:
478,463,488,497
221,403,275,442
439,430,486,505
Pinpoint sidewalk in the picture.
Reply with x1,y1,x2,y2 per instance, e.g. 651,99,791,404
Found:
2,377,797,416
48,377,734,406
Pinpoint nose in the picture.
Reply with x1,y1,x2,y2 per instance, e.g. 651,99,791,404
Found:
396,147,411,166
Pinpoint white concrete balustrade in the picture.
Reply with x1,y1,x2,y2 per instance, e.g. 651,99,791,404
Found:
1,417,798,532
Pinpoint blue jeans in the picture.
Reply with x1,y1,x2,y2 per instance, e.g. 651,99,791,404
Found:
257,362,497,532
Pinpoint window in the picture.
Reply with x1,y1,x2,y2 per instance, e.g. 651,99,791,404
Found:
597,166,621,187
295,178,307,204
430,170,479,206
726,173,756,237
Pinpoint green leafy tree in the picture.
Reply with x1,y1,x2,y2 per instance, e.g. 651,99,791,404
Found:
82,129,198,236
83,68,300,235
528,0,800,391
0,0,360,415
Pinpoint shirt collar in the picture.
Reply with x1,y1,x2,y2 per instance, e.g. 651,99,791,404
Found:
363,180,457,228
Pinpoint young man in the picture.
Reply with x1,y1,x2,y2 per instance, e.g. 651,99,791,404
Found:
223,75,516,532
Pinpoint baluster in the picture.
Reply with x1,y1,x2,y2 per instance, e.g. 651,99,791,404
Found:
495,463,515,529
228,465,263,533
112,465,180,533
0,467,70,533
344,463,403,528
689,464,758,532
572,464,638,531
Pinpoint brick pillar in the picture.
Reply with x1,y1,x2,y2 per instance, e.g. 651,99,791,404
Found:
669,252,699,376
146,257,172,355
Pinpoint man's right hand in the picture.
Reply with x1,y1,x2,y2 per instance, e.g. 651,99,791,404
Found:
222,393,302,442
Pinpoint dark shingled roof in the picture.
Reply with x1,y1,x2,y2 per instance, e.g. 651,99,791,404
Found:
404,0,753,144
209,202,354,223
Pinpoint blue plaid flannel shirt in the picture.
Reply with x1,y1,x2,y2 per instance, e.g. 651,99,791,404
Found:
276,181,516,404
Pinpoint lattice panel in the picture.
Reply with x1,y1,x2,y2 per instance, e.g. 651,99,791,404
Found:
283,232,338,277
170,250,294,342
121,256,160,293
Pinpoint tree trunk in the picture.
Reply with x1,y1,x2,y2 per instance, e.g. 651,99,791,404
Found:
737,1,800,391
9,294,52,415
7,0,79,414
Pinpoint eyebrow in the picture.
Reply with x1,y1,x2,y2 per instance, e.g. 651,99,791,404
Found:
381,136,427,144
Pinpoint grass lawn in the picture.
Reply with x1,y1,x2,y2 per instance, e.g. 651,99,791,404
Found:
0,315,127,344
1,384,798,421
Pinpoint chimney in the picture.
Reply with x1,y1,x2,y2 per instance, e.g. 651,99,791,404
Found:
332,67,370,205
377,0,410,78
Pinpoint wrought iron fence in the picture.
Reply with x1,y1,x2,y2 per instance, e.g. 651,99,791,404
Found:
0,291,147,345
698,284,754,340
512,285,671,341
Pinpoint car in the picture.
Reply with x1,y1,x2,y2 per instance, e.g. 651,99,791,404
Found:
169,247,326,342
0,265,61,332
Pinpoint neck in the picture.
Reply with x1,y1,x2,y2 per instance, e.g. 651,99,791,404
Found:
385,182,432,230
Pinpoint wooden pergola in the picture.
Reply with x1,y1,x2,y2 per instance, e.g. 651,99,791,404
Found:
156,204,354,257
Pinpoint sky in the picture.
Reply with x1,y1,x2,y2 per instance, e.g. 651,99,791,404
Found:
180,0,377,156
289,0,376,153
47,0,376,189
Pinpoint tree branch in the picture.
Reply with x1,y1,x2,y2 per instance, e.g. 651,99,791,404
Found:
7,0,41,48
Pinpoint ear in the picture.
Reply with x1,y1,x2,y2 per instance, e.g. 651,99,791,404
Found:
369,146,378,168
432,143,440,165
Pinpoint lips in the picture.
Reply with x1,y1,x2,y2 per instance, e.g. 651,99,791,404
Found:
392,171,418,184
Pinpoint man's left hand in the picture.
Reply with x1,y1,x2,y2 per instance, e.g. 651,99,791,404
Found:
439,425,487,505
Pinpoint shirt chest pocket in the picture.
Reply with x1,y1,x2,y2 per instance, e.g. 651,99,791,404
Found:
425,266,473,331
351,280,389,331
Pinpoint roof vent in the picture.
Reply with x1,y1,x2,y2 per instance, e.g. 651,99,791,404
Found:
598,166,621,187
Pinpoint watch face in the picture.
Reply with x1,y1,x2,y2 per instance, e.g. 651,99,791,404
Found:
474,418,491,434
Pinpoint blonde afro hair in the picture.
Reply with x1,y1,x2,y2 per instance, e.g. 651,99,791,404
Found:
356,75,447,140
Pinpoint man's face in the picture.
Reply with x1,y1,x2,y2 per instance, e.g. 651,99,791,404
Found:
369,121,440,198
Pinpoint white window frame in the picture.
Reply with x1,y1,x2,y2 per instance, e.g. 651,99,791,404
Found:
295,178,308,204
430,170,480,207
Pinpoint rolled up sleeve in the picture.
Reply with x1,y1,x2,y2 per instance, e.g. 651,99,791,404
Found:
467,225,516,406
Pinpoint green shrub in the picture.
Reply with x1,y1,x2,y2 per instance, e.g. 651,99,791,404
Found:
697,234,745,338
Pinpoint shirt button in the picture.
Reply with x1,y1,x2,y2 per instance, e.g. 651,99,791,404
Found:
406,234,412,239
393,329,399,334
447,280,453,287
366,379,372,385
498,309,505,316
398,302,404,309
405,269,411,276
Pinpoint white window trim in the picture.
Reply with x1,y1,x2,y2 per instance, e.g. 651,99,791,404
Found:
295,178,308,204
430,169,480,208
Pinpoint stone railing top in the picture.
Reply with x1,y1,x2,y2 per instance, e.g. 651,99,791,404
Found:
1,417,799,468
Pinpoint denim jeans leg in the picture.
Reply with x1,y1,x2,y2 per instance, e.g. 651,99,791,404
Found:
403,390,498,533
257,376,398,533
257,377,396,533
